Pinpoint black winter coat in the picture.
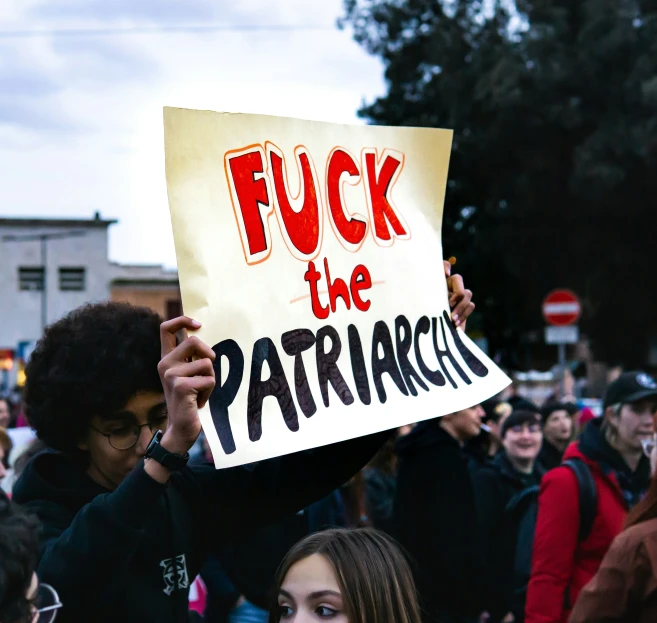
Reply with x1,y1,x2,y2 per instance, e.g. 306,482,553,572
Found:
13,432,388,623
362,466,395,533
472,453,544,622
220,489,345,612
537,439,564,472
393,420,486,623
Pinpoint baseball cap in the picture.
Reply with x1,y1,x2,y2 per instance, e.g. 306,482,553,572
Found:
603,371,657,410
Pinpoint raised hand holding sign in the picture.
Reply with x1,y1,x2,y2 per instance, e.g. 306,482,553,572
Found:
164,109,510,468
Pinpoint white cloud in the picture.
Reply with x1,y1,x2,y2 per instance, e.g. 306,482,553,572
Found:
32,0,219,22
0,0,384,267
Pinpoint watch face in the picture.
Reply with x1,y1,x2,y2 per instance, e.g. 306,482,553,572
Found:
146,430,163,456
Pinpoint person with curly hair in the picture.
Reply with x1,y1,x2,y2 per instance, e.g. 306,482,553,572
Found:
10,271,475,623
0,491,62,623
8,303,381,623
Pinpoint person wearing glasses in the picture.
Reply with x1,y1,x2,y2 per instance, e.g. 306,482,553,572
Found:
526,372,657,623
11,267,475,623
0,491,62,623
9,304,385,623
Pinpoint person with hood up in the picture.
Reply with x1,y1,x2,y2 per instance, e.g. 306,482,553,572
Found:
393,404,487,623
473,410,545,623
525,371,657,623
537,402,577,472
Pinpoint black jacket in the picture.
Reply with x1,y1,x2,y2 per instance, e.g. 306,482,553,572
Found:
220,489,345,613
472,453,544,621
393,420,486,623
362,467,395,533
198,489,345,622
13,432,388,623
537,439,564,472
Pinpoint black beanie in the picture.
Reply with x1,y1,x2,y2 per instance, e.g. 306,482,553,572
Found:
501,410,541,439
541,401,577,425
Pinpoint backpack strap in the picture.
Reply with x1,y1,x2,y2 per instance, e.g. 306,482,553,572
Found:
505,484,540,516
563,458,598,542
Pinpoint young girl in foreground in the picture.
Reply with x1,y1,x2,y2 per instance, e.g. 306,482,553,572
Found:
270,528,421,623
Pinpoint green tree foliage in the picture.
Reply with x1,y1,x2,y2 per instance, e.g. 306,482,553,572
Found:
341,0,657,368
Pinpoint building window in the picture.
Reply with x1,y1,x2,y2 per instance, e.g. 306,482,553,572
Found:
59,267,86,291
166,299,183,320
18,267,44,291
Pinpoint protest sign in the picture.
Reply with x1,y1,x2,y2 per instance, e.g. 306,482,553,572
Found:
164,107,510,468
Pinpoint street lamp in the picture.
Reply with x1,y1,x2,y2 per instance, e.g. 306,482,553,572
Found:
2,230,86,334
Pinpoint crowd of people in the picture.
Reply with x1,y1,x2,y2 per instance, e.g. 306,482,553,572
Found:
1,268,657,623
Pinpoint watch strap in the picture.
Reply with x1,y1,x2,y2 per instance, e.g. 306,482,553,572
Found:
145,431,190,471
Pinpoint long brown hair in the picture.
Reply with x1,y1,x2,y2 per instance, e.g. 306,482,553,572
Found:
270,528,421,623
625,473,657,528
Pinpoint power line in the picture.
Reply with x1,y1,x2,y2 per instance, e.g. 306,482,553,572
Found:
0,24,336,39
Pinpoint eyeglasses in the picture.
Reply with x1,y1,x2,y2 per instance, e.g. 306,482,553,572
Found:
510,424,542,434
641,434,657,459
35,583,62,623
91,416,168,451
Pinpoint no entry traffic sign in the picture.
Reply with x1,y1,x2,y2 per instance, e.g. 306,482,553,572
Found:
542,289,581,326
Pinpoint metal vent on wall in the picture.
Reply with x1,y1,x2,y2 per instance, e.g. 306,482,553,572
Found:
18,267,45,291
59,267,86,291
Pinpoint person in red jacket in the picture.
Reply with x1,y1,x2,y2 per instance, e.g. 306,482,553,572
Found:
525,371,657,623
568,434,657,623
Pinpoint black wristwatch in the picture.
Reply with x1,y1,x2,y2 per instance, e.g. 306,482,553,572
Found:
144,430,190,472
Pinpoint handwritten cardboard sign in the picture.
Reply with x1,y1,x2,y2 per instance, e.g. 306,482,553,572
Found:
164,107,510,468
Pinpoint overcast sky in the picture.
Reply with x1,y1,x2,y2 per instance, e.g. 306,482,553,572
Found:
0,0,385,267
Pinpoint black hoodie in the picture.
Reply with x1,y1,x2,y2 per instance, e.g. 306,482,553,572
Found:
393,419,486,623
13,431,389,623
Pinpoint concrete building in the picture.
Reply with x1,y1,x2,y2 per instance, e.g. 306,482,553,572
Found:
0,213,180,389
111,263,182,319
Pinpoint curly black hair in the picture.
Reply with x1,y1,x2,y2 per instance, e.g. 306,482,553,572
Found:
0,493,40,623
25,302,163,452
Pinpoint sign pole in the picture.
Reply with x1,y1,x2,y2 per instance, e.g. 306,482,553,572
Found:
542,289,582,401
41,234,47,334
558,342,566,398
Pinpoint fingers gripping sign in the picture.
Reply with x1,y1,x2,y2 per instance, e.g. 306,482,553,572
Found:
448,274,474,329
443,260,474,330
157,316,216,456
